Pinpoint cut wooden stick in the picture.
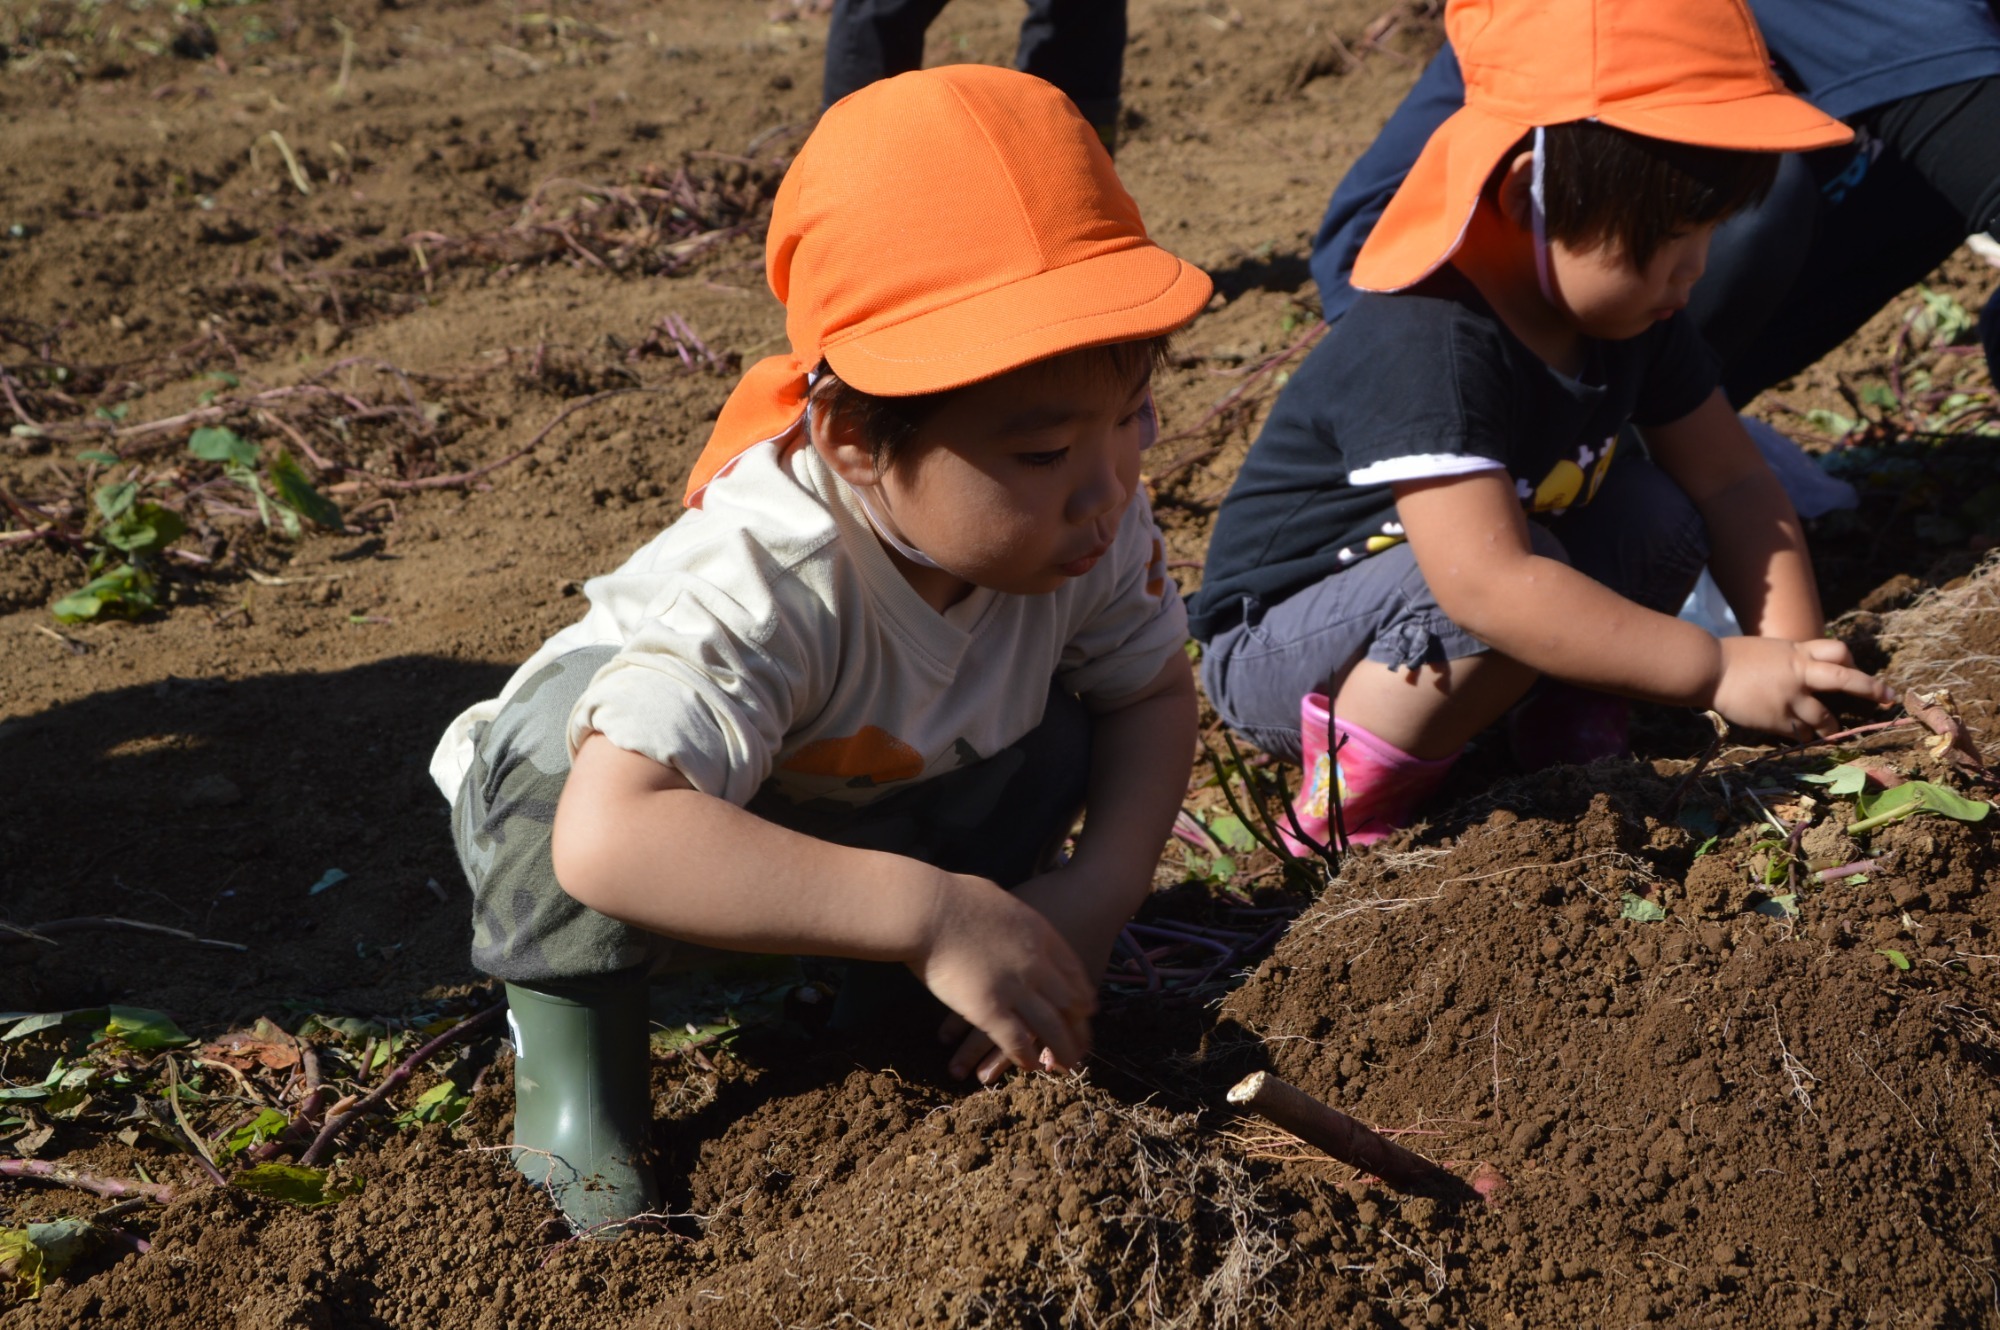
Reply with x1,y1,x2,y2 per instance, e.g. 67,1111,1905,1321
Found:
1227,1071,1486,1202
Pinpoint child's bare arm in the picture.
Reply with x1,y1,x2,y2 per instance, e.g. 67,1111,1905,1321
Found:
946,652,1198,1080
1394,472,1891,735
1022,655,1196,965
552,734,1096,1072
1067,652,1199,925
1639,389,1823,641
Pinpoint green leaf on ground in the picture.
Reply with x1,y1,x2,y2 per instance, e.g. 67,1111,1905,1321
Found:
1851,781,1992,833
187,426,259,467
392,1081,468,1128
218,1108,290,1160
102,1006,190,1050
1619,893,1666,922
1207,814,1257,854
1799,763,1870,796
233,1163,362,1208
93,481,138,523
1753,894,1798,919
1,1011,95,1042
268,451,343,531
309,869,349,895
1913,286,1975,345
1,1218,99,1302
52,563,158,622
1877,948,1912,971
101,502,185,557
3,1006,186,1050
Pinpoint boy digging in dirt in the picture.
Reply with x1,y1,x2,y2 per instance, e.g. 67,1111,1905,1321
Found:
1190,0,1898,854
429,65,1210,1235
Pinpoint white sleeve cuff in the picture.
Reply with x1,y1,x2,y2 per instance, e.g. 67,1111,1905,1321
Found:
1347,454,1507,486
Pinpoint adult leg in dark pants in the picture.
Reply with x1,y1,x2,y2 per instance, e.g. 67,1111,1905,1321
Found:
822,0,1127,146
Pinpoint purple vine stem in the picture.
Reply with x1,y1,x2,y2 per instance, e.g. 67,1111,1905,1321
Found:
298,1003,505,1167
0,1160,174,1203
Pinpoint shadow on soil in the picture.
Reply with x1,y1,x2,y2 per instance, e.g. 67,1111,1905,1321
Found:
0,653,513,1029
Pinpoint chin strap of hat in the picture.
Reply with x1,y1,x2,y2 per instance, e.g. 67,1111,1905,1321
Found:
805,369,950,573
852,478,950,572
1530,126,1557,307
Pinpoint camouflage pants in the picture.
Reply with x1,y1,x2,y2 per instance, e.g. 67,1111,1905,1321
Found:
452,646,1093,983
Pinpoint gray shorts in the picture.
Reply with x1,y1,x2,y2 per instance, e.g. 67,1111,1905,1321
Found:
1200,453,1709,763
452,646,1092,984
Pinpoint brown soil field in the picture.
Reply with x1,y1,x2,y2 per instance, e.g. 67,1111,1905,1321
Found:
4,1,2000,1326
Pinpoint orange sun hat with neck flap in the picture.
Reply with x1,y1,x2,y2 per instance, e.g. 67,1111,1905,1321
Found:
684,63,1212,506
1351,0,1853,295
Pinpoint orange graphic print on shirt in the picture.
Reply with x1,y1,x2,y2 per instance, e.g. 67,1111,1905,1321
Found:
1144,534,1169,601
781,726,927,784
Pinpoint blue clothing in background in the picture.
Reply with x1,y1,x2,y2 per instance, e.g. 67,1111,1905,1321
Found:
1755,0,2000,121
1308,45,1462,323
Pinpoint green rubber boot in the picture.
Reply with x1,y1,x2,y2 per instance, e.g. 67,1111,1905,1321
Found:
504,972,658,1236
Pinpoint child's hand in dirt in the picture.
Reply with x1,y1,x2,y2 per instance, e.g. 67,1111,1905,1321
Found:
1711,636,1896,738
910,872,1097,1085
935,864,1132,1082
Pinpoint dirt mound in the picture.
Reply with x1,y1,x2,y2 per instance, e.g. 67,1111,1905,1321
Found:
7,0,2000,1326
1227,758,2000,1325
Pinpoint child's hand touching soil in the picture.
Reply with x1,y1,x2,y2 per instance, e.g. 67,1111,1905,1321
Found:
910,873,1097,1084
935,862,1138,1082
1710,635,1898,738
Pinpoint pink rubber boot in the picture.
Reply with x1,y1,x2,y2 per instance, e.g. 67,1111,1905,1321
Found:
1284,694,1460,854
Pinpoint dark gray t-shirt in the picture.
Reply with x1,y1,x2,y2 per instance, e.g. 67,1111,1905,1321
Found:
1188,270,1718,641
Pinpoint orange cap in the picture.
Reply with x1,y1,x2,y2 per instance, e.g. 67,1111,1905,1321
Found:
686,64,1212,505
1351,0,1853,294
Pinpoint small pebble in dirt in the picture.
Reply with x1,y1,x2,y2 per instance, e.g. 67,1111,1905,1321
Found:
1712,1243,1742,1266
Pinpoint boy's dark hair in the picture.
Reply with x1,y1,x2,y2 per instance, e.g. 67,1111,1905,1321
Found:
810,335,1175,471
1529,120,1780,267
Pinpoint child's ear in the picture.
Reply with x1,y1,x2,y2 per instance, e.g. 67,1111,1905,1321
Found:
1495,150,1537,231
808,402,883,489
